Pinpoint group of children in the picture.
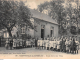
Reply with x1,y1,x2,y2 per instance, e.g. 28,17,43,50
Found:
5,36,80,54
36,36,79,54
5,38,35,50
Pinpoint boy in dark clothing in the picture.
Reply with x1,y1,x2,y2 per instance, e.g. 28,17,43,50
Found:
60,38,63,52
35,38,38,49
10,40,13,50
70,38,76,54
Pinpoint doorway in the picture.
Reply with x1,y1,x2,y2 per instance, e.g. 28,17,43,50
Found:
41,29,44,39
50,30,53,37
41,25,45,39
50,27,54,37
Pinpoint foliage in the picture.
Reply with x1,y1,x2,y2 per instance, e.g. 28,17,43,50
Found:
70,26,77,35
0,1,33,37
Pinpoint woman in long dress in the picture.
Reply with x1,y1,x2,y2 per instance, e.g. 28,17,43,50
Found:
69,37,72,53
5,39,9,49
75,38,79,54
46,39,49,50
53,38,57,51
13,39,16,49
70,38,76,54
65,38,69,53
56,37,61,52
49,40,53,50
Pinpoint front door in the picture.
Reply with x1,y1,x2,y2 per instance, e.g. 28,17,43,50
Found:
50,30,53,37
41,25,45,39
50,27,54,37
41,29,44,39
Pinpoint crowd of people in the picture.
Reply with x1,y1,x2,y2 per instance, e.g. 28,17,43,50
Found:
5,38,35,50
5,36,80,54
5,38,13,50
36,36,80,54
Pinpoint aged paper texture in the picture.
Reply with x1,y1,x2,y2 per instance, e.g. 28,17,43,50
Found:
0,0,80,59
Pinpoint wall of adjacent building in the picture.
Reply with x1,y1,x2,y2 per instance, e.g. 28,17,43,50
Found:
26,28,34,38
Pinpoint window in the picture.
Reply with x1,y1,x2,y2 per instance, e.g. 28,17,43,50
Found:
4,33,6,38
21,27,26,34
50,30,53,37
41,25,45,29
4,32,9,38
50,27,54,37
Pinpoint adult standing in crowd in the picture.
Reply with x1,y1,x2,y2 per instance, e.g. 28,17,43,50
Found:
13,38,16,49
10,38,13,50
70,37,76,54
31,38,33,47
42,39,44,49
37,39,40,49
40,39,43,49
44,39,46,49
69,37,72,53
43,38,46,49
46,39,49,50
49,39,53,50
56,37,61,52
60,36,64,52
53,38,57,51
5,39,9,49
65,38,69,53
75,38,79,54
62,38,64,52
73,38,76,54
63,37,66,52
60,38,62,52
52,37,54,50
35,38,38,49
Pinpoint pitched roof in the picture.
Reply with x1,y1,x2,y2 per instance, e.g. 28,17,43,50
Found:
29,9,58,25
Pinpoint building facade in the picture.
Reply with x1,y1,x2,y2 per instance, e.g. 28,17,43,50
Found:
28,9,58,39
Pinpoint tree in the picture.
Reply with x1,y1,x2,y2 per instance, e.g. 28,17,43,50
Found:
70,26,77,35
0,1,33,37
65,0,80,35
38,0,80,36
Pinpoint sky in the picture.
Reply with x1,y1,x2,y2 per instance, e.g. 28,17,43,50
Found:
24,0,80,9
8,0,52,9
13,0,80,9
24,0,52,9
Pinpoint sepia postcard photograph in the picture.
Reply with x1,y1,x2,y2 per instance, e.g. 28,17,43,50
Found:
0,0,80,59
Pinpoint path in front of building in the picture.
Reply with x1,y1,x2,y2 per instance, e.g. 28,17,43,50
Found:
0,47,80,54
0,47,80,59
